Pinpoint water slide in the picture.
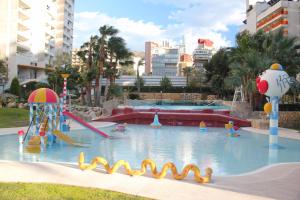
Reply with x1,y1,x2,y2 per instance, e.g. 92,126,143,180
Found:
63,111,109,138
52,130,87,147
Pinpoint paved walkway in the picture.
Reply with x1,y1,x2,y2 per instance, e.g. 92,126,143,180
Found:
213,163,300,200
242,127,300,140
3,161,296,200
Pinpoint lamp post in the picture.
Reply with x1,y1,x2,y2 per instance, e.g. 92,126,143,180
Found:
61,73,70,112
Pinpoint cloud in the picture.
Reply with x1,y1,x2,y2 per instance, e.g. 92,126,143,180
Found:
74,12,166,51
74,0,246,53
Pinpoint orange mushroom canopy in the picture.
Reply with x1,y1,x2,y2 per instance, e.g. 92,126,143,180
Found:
28,88,58,103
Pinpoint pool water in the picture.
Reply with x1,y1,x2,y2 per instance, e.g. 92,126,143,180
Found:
127,105,229,110
0,125,300,176
126,100,230,110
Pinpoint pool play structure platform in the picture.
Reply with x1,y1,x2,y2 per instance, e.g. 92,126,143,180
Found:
96,107,251,127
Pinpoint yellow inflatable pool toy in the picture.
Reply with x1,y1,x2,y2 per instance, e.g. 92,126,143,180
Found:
78,152,212,184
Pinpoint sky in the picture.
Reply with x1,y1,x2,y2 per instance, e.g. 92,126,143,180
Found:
73,0,248,54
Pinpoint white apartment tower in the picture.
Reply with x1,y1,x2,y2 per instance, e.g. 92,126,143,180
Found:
0,0,74,87
242,0,300,37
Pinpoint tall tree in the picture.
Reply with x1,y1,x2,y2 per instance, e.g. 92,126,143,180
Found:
182,67,193,87
0,59,7,75
136,58,145,94
77,36,98,105
10,77,21,96
95,25,119,105
204,48,230,97
103,36,132,101
261,29,300,76
227,29,300,107
227,31,271,107
160,76,172,92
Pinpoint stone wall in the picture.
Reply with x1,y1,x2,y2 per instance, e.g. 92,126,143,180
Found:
137,93,218,101
223,101,259,119
279,111,300,129
253,111,300,129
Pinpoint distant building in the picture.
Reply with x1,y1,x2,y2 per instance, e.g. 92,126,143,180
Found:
193,39,214,70
241,0,300,37
72,48,84,68
145,41,159,75
178,54,193,76
152,48,180,76
101,75,187,87
0,0,75,87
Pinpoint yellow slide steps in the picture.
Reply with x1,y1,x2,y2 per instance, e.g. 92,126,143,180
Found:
25,136,44,153
52,130,87,147
79,152,213,184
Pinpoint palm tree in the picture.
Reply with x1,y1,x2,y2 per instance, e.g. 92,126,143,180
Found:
95,25,119,105
227,49,271,106
182,67,192,87
261,29,300,76
0,59,7,89
103,36,132,101
136,58,144,94
77,36,98,105
0,59,7,75
227,31,271,107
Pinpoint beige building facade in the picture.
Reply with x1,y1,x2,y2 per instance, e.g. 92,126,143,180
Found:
0,0,74,88
71,48,84,68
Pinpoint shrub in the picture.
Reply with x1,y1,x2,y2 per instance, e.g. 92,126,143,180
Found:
9,77,21,96
134,77,145,92
108,85,123,99
34,82,50,89
160,76,172,92
129,93,140,100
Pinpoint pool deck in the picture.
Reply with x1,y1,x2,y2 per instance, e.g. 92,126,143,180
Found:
0,161,299,200
242,127,300,140
0,122,299,200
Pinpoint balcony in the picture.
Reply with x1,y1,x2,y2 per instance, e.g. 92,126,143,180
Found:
16,53,32,66
18,20,30,31
17,30,30,42
45,29,55,38
18,0,31,9
18,8,30,20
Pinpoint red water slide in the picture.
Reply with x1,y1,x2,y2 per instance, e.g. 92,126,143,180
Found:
63,111,109,138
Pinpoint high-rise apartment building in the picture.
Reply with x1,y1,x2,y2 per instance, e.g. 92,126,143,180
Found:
72,48,84,68
193,39,214,70
0,0,74,87
56,0,74,53
242,0,300,37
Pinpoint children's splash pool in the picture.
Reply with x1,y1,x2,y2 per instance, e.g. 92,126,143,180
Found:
0,125,300,176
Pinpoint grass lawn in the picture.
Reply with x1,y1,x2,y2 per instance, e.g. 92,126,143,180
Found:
0,182,149,200
0,108,29,128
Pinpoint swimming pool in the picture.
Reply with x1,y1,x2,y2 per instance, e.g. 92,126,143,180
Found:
0,125,299,176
